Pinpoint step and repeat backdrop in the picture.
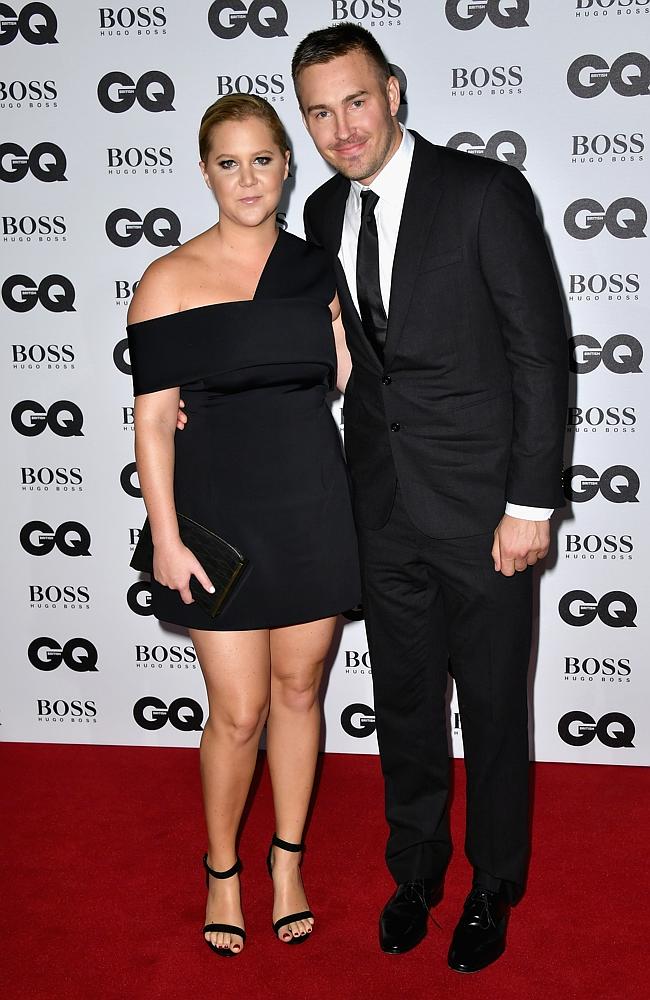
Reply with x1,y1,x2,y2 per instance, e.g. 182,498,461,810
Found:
2,0,648,763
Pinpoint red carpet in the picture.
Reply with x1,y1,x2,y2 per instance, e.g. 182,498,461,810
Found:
2,744,648,1000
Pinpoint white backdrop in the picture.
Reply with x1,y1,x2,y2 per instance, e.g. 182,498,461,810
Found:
2,0,647,764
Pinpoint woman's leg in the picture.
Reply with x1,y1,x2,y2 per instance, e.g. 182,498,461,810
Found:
191,627,271,953
266,616,338,940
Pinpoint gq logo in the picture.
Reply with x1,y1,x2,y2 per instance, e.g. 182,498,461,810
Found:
567,53,650,98
127,580,153,615
105,208,181,247
97,71,175,113
120,461,141,498
20,521,92,557
558,712,635,749
28,637,98,672
563,198,647,239
207,0,288,39
563,465,639,503
133,696,204,731
445,0,529,29
2,274,75,312
0,142,66,182
447,130,526,170
341,703,376,737
113,337,131,375
558,591,637,627
569,334,643,374
0,2,58,44
11,400,84,437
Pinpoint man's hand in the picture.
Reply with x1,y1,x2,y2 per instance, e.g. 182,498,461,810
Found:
176,398,187,431
492,514,550,577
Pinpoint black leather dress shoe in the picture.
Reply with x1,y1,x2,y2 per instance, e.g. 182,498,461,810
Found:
379,878,441,954
448,887,510,973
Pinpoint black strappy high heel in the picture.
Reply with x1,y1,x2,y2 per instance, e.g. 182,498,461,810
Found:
266,834,314,944
202,854,246,957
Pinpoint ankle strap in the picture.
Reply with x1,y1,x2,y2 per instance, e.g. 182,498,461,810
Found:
271,833,305,854
202,853,242,880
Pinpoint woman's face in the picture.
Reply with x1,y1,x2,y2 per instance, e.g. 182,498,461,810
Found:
200,116,289,229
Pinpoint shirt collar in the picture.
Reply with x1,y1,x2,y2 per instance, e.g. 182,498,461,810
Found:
350,124,414,207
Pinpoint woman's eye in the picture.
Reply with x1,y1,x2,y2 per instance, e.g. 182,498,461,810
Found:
255,157,272,166
218,159,236,169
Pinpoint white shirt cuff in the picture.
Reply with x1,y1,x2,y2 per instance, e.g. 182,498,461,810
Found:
505,503,554,521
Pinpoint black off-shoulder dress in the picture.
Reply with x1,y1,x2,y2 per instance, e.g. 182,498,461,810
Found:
127,229,361,630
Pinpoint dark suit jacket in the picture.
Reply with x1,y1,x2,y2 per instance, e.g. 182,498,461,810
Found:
304,131,568,538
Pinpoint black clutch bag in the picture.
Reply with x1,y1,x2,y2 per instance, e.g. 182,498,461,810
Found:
130,513,247,618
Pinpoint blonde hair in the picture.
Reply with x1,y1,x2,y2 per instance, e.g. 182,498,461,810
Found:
199,93,290,162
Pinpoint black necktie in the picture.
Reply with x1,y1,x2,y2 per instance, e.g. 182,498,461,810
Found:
356,189,387,358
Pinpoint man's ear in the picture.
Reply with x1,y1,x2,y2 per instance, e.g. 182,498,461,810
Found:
386,75,401,118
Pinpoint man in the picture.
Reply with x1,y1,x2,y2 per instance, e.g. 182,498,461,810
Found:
292,24,567,972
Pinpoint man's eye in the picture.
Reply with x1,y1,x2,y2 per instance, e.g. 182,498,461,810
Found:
351,100,364,109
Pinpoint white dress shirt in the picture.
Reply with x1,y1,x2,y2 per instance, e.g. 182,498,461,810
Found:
338,124,552,522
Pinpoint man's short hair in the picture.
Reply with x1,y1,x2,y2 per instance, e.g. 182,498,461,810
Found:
291,23,392,99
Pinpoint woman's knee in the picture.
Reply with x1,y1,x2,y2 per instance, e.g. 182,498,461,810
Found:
207,701,269,745
272,665,322,713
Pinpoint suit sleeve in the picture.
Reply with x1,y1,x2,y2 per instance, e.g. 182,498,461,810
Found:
478,165,568,509
303,195,320,247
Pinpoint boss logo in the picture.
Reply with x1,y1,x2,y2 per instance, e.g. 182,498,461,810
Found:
330,1,402,21
563,465,639,503
344,650,371,669
341,703,376,737
135,644,197,664
127,579,153,615
21,467,83,490
37,699,97,721
564,534,633,556
115,280,139,304
12,344,74,367
208,0,288,38
215,73,284,99
566,406,636,429
2,274,75,312
445,0,529,30
120,461,141,498
447,130,526,169
567,53,650,98
451,65,523,91
128,527,141,545
0,141,66,182
568,333,642,374
107,146,172,172
122,406,134,429
105,207,181,247
29,584,91,606
558,711,635,748
564,657,631,681
98,6,167,29
0,3,58,45
97,71,175,113
133,696,203,731
3,216,66,241
28,636,98,672
20,521,92,557
564,197,647,239
558,591,637,628
568,273,640,297
0,79,57,103
11,400,83,437
113,337,131,374
575,0,650,12
572,132,644,158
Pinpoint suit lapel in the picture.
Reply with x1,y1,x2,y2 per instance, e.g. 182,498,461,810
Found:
384,133,443,366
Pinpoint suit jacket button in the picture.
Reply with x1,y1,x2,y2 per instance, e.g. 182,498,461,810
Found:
382,375,392,385
390,422,401,432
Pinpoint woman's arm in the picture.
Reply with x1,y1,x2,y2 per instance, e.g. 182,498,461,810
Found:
128,261,214,602
329,293,352,393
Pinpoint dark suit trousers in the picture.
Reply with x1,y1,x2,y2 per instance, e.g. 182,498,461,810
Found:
357,486,532,897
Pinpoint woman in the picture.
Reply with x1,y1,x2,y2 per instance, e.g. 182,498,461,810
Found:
127,95,360,957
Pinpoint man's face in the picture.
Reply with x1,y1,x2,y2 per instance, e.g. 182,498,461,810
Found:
297,49,401,185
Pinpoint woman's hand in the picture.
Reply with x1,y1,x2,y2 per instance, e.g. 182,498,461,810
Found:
153,538,215,604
